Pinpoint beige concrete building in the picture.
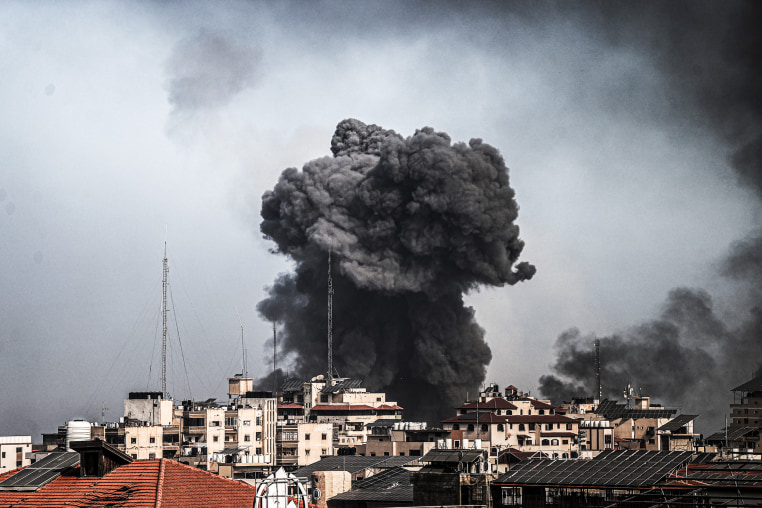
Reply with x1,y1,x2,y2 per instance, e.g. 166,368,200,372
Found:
0,436,32,473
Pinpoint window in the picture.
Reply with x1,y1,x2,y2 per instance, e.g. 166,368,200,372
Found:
497,424,504,432
551,439,559,446
16,461,22,467
546,424,552,430
243,420,251,426
322,449,327,455
481,424,488,432
370,452,376,456
399,452,405,456
566,423,573,430
1,452,4,458
225,416,237,426
467,424,475,432
453,424,460,430
244,435,251,442
518,423,525,431
562,439,568,445
454,440,460,448
377,397,381,401
15,447,22,453
256,417,262,426
529,423,535,431
149,453,156,459
383,452,389,456
306,449,310,456
213,436,219,442
256,447,262,454
131,437,137,444
305,433,311,440
149,437,156,443
539,409,545,415
541,439,549,446
322,433,327,440
131,453,137,459
256,432,262,441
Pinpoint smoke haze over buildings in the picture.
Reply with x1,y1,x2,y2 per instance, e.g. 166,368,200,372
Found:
1,1,760,438
538,1,762,433
257,119,534,422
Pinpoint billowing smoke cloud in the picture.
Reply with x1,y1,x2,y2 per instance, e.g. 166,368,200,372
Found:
257,119,534,423
540,1,762,434
164,30,261,114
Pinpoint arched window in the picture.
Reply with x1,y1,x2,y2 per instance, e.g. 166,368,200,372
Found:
481,424,488,432
551,439,559,446
497,424,504,432
541,439,549,446
562,453,568,459
453,424,460,430
467,424,474,432
518,424,525,431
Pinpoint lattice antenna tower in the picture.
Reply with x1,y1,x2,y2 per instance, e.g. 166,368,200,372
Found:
327,250,334,387
162,240,168,399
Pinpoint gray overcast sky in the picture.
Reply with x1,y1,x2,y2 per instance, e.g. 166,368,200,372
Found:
1,1,758,438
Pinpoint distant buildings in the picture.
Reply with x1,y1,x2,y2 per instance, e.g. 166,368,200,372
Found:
0,437,31,474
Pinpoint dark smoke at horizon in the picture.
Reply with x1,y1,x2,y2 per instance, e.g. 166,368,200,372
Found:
539,1,762,435
256,119,535,423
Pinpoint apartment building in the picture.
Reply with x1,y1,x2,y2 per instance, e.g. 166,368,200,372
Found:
0,437,31,473
278,375,403,449
441,383,580,460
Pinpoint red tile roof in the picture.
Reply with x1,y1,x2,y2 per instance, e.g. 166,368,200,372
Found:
0,459,257,507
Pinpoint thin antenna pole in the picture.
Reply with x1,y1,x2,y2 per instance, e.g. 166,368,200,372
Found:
594,339,601,402
236,307,247,378
162,240,168,398
273,322,277,397
327,250,333,386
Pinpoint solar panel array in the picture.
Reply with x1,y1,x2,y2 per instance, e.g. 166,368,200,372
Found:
705,426,758,443
595,400,677,420
657,414,698,432
0,451,79,491
321,379,363,393
497,450,693,488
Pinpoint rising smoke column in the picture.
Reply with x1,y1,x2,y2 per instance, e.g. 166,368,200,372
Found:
539,1,762,434
257,119,535,423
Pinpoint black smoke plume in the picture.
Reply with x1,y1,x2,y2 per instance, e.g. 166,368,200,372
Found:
540,1,762,434
257,119,534,423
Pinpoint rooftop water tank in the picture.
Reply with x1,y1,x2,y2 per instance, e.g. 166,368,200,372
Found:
66,420,91,449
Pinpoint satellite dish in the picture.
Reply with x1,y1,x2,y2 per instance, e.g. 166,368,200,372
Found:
312,488,321,500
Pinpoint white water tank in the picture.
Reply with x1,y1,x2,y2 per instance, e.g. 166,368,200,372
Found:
66,420,92,449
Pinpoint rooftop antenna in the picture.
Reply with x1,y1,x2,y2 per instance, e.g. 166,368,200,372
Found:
594,338,601,402
272,322,278,397
162,236,168,399
236,307,247,378
327,250,334,387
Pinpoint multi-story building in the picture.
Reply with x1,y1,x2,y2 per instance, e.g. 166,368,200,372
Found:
359,420,448,458
277,375,403,450
441,383,581,460
0,437,31,473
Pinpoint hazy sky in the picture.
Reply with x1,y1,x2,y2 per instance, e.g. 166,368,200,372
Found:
1,1,759,438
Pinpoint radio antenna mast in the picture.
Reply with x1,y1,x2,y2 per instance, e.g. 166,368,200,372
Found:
594,338,601,402
162,239,168,398
236,307,247,378
327,250,334,387
272,322,277,396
